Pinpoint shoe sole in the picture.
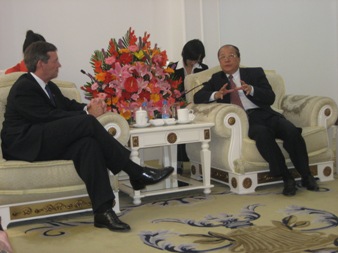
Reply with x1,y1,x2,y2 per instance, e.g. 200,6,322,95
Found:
94,223,131,232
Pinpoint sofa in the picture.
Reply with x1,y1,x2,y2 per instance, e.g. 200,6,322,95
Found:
185,66,338,194
0,72,130,229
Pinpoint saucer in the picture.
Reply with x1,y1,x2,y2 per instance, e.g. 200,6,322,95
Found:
164,118,177,125
133,123,151,128
177,119,193,124
149,119,165,127
165,120,177,125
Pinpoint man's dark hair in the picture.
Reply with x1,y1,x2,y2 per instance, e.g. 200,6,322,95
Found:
24,41,57,72
218,44,241,58
181,39,206,65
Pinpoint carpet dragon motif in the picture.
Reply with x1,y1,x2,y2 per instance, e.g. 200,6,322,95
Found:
139,204,338,253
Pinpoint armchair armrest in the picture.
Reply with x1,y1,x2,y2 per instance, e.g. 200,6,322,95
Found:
97,112,130,145
188,103,249,170
189,103,248,138
281,95,338,128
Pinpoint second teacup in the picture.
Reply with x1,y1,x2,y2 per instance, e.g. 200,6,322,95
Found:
177,108,195,122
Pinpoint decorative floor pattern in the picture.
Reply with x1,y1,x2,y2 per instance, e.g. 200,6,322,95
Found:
5,178,338,253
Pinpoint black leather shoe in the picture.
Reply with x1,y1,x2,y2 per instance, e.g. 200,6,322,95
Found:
94,209,130,232
283,178,297,196
130,166,174,190
302,175,319,191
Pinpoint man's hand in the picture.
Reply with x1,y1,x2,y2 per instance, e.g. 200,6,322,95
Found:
87,98,107,117
240,80,252,95
214,83,243,100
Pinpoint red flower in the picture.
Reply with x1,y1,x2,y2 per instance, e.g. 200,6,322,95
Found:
119,53,133,65
124,76,138,93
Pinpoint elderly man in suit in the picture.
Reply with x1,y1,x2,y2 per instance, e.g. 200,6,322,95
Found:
194,44,318,196
1,41,173,232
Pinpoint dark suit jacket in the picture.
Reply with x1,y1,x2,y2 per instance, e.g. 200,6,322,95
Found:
1,73,86,161
194,67,276,114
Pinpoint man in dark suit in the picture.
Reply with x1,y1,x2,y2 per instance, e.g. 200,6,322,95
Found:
194,44,318,196
1,41,174,232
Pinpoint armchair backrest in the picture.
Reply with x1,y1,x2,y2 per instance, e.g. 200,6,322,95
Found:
184,66,286,113
0,72,82,161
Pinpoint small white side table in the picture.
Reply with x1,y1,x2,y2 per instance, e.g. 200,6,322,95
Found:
119,122,214,205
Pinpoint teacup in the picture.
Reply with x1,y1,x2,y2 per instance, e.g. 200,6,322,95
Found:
177,108,195,122
135,110,148,126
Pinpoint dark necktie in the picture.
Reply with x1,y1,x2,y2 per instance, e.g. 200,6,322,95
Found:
45,84,56,106
229,75,244,109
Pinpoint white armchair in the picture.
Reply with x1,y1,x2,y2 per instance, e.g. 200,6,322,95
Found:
185,66,338,194
0,72,130,229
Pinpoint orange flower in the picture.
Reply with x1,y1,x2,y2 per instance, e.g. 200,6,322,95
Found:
164,67,175,74
96,72,106,82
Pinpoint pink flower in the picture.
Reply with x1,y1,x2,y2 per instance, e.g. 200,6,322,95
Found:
91,82,99,90
128,45,139,52
105,56,116,65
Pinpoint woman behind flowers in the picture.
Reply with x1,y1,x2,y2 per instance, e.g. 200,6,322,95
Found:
168,39,209,173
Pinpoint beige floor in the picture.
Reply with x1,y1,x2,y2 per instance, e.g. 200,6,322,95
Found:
5,173,338,253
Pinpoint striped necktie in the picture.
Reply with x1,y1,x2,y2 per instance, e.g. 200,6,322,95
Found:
229,75,243,109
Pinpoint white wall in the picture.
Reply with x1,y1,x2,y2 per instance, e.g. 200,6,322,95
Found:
0,0,186,101
217,0,338,100
1,0,337,103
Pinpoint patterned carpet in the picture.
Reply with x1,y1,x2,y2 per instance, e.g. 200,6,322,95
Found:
4,175,338,253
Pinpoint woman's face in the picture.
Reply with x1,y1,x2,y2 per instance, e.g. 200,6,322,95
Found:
185,59,199,68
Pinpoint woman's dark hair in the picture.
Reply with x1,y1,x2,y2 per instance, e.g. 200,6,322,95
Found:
24,41,57,72
23,30,46,53
181,39,206,65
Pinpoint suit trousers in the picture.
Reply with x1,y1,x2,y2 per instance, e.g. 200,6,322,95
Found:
246,109,310,178
36,114,131,212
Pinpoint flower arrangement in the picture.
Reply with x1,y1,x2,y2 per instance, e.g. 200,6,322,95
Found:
81,28,184,121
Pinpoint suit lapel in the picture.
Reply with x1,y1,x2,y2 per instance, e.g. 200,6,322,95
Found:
27,73,56,107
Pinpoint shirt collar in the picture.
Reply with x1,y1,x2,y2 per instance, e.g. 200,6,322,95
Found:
226,69,240,80
30,73,50,96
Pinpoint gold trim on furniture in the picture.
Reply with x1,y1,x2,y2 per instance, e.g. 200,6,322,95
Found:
243,178,252,189
324,108,331,116
323,166,332,177
204,129,210,140
231,177,238,188
132,136,139,147
10,197,92,220
108,127,117,136
228,117,236,125
167,133,177,144
211,168,229,183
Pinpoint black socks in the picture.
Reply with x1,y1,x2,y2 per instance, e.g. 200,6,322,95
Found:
122,160,144,179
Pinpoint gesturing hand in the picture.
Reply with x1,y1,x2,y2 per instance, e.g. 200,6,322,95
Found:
214,83,243,100
240,80,252,95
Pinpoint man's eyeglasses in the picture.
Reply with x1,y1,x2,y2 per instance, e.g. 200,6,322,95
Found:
218,54,237,61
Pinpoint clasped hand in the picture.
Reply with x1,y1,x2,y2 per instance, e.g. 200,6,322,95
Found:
215,80,252,100
87,98,107,117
